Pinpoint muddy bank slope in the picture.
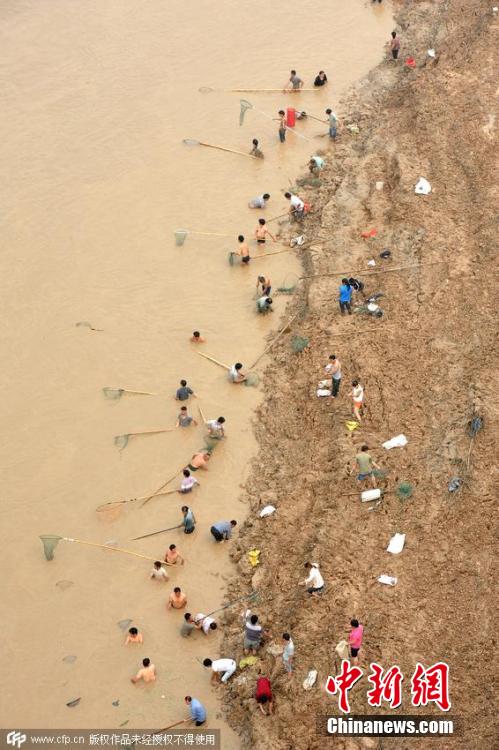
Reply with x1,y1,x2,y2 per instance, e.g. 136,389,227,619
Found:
219,2,497,748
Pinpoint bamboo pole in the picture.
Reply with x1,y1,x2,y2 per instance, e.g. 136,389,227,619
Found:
120,429,174,438
232,88,319,93
300,260,447,280
266,212,289,224
141,469,183,507
197,352,231,369
131,524,183,541
150,720,189,736
198,141,257,159
105,388,157,396
253,248,293,260
250,313,299,368
188,230,233,237
198,405,208,424
62,537,164,564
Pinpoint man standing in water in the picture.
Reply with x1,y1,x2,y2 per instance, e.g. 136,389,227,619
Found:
257,275,271,296
284,69,303,91
237,235,251,264
250,138,264,158
181,505,196,534
278,110,287,142
186,450,211,471
206,416,225,438
255,218,276,245
326,108,338,140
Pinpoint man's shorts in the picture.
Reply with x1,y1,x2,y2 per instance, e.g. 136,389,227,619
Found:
307,585,324,595
357,472,373,481
243,636,261,650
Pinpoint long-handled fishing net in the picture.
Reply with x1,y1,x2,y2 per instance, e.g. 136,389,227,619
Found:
39,535,168,564
96,469,181,517
239,99,253,126
277,273,300,294
239,99,312,142
103,387,156,400
200,86,320,93
114,428,174,452
175,228,233,247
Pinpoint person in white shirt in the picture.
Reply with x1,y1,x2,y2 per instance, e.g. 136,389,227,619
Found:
228,362,246,383
325,354,342,398
282,632,295,675
299,562,325,596
206,417,225,439
350,380,365,423
284,192,305,221
203,657,237,684
150,561,169,581
194,613,217,635
179,469,199,494
248,193,270,209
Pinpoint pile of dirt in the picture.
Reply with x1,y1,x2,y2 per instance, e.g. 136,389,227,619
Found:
217,1,497,748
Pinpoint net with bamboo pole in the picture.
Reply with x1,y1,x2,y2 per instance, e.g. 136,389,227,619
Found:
114,428,174,451
102,387,156,400
96,469,182,515
39,535,168,565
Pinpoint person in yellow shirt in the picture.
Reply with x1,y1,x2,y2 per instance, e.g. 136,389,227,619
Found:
131,658,156,684
125,627,143,644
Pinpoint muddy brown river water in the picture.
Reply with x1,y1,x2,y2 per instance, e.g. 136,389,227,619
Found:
0,0,392,742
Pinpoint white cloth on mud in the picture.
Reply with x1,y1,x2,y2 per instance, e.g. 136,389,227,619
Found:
317,388,331,397
378,575,397,586
415,177,432,195
387,533,406,554
259,505,276,517
383,434,408,450
303,670,318,690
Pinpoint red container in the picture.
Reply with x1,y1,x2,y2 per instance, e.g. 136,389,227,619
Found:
286,107,296,127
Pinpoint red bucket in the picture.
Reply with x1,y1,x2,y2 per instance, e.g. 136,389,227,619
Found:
286,107,296,127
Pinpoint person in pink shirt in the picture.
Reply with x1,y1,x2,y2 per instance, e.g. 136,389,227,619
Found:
348,618,364,665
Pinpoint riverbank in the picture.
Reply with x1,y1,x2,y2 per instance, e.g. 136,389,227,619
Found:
219,1,497,748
